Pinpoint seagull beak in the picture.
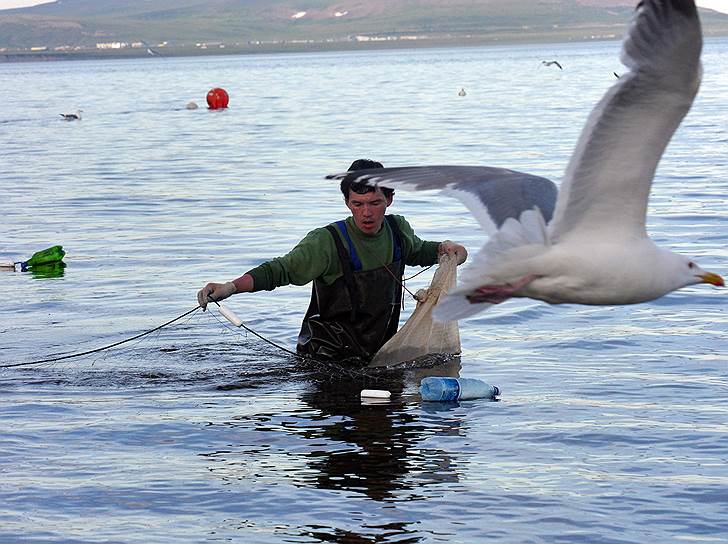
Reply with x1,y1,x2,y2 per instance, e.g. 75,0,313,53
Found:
700,272,724,287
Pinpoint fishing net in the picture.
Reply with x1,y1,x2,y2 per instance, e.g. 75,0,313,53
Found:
369,253,461,367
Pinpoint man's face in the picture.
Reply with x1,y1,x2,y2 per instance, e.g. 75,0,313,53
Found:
346,188,393,235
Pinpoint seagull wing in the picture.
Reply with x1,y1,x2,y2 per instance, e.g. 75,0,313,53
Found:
326,165,558,235
548,0,702,243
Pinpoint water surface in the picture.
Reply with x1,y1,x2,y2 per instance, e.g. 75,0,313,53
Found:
1,39,727,543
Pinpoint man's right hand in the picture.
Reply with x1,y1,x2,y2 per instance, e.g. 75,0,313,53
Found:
197,281,236,311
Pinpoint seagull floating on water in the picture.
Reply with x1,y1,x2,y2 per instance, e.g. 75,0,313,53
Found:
458,88,467,96
328,0,723,322
60,109,82,120
542,60,563,70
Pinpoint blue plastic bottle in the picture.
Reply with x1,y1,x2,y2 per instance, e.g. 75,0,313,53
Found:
420,376,500,401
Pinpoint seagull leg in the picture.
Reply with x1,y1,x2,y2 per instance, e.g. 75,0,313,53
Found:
467,274,538,304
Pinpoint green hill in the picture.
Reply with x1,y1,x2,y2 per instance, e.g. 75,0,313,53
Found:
2,0,727,57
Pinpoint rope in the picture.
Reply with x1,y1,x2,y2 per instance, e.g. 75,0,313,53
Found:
0,306,201,369
207,299,375,379
353,239,434,300
3,300,388,381
210,299,301,359
404,265,433,281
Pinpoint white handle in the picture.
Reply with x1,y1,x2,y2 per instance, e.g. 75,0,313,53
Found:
218,304,243,327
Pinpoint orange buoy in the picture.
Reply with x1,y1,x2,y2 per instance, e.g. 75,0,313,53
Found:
206,87,229,109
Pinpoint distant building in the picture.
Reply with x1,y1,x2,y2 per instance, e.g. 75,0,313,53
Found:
196,41,223,48
96,42,130,49
355,35,396,42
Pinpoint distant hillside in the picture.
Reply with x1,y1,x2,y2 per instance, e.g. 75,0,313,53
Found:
2,0,727,56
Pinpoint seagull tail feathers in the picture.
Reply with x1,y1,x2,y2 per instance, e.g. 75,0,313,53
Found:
437,207,549,321
487,207,549,255
433,293,493,322
459,207,549,286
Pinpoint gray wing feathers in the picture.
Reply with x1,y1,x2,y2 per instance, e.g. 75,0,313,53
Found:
327,165,558,234
549,0,702,241
622,1,699,67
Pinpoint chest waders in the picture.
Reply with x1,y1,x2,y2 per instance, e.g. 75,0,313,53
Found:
296,216,404,364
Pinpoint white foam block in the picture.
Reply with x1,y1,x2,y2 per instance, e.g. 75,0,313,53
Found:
360,389,391,399
218,304,243,327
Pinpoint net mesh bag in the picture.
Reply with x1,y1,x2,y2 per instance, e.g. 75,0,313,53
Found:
369,253,461,367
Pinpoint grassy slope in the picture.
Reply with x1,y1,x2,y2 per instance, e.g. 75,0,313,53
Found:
1,0,726,49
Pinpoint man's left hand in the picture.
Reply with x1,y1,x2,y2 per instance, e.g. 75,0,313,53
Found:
439,240,468,265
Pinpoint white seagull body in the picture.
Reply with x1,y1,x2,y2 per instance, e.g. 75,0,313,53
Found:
328,0,723,321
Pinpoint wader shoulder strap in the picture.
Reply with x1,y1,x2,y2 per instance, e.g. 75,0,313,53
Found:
385,215,403,270
325,223,358,320
335,220,363,271
382,215,405,343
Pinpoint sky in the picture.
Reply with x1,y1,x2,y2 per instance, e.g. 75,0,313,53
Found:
699,0,728,11
0,0,727,12
0,0,51,7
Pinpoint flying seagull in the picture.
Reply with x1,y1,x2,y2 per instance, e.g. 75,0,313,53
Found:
60,109,82,120
141,40,164,58
542,60,563,70
328,0,723,322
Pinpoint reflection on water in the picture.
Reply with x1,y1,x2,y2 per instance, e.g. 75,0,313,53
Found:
0,261,66,279
197,358,466,542
299,364,462,502
28,261,67,279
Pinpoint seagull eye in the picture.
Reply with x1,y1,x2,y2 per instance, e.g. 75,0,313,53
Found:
688,262,695,269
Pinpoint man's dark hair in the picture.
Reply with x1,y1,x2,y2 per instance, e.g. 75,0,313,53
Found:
340,158,394,200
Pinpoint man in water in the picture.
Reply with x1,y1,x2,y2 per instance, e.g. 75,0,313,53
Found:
197,159,467,363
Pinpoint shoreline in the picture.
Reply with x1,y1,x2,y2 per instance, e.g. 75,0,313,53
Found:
3,26,727,64
2,34,616,63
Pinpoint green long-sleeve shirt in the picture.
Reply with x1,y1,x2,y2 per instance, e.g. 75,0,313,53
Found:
248,215,440,292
